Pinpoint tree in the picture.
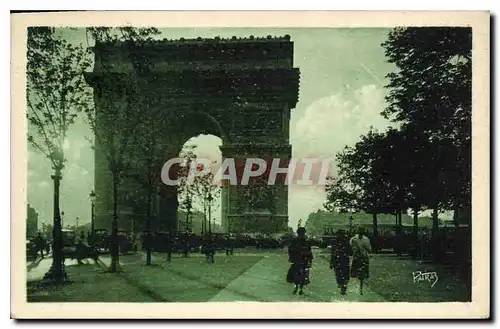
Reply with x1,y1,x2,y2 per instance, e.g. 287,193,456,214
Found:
195,171,220,236
180,159,220,236
324,127,420,251
122,185,148,231
382,27,472,258
27,27,92,282
324,176,358,213
41,223,53,240
124,93,174,265
340,130,392,239
84,27,160,272
177,145,198,232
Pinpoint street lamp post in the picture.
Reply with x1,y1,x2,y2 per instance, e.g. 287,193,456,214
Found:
76,216,79,230
90,191,96,246
61,211,65,229
185,195,192,232
43,172,67,282
207,192,213,236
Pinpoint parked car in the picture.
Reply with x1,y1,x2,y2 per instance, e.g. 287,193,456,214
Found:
117,230,134,255
26,240,38,260
233,234,248,248
93,229,110,252
308,236,322,248
255,235,280,249
61,229,77,258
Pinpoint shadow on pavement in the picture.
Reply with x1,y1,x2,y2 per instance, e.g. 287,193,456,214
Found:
26,257,44,272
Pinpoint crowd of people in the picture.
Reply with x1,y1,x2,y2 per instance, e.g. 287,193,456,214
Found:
26,232,50,259
287,226,372,296
30,225,374,297
158,234,235,264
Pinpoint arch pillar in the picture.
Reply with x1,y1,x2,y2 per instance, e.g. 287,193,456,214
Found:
220,143,291,233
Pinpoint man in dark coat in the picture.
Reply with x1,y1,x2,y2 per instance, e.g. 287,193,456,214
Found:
166,234,173,262
287,227,313,295
34,232,46,259
225,234,234,257
182,233,190,258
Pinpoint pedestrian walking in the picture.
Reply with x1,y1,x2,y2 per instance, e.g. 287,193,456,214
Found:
45,239,51,255
287,227,313,295
330,229,352,295
86,231,92,246
34,232,45,259
166,235,173,262
182,233,190,258
350,226,372,295
225,234,234,257
75,237,85,264
204,237,216,263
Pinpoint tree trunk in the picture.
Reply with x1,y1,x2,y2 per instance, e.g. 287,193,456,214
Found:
412,207,419,258
453,207,459,228
395,210,403,256
432,205,441,262
201,213,205,235
110,176,120,272
208,201,212,236
372,213,378,253
43,170,67,282
202,203,207,236
412,207,419,236
398,211,403,230
432,206,439,235
146,185,152,266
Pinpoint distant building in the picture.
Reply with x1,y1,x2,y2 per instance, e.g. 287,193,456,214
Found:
304,209,433,237
26,204,38,238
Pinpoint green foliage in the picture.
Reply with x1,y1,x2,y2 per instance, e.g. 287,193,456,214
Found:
83,27,162,270
27,27,92,171
382,27,472,127
325,27,472,232
84,27,161,181
177,147,221,222
177,144,198,211
382,27,472,214
326,128,397,215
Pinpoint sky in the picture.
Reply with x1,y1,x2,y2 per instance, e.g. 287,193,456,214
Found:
27,27,399,229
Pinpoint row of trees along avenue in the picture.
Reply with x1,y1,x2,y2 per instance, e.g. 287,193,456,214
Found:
324,27,472,260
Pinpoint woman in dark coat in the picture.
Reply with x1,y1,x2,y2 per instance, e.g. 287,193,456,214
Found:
350,226,372,295
330,230,351,295
287,227,313,295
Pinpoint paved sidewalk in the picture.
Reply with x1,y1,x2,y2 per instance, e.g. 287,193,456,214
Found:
28,250,465,302
210,251,386,302
27,257,101,281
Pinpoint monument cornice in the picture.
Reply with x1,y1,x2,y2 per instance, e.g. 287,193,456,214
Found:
84,68,299,80
84,68,300,107
220,143,292,157
92,35,292,49
92,35,295,66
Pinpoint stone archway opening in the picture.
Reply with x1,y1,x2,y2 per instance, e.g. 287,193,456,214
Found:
177,134,223,235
